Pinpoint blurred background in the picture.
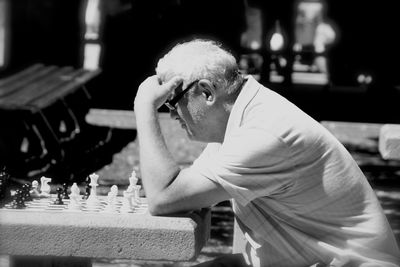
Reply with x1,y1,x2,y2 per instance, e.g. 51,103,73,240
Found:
0,0,399,265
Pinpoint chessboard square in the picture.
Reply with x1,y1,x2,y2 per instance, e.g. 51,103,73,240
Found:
45,207,65,211
81,208,102,212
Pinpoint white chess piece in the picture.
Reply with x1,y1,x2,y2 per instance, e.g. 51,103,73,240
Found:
30,180,41,198
120,188,134,213
127,169,141,205
103,185,119,213
86,173,101,208
39,176,52,197
127,170,138,190
110,184,118,194
134,185,142,205
67,183,81,211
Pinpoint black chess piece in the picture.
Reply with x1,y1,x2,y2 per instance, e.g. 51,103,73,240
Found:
62,183,70,199
83,176,91,200
22,183,32,201
54,187,64,205
0,177,5,202
0,179,4,200
10,189,26,209
0,167,11,201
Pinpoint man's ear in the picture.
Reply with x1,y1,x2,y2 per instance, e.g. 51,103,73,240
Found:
198,79,216,104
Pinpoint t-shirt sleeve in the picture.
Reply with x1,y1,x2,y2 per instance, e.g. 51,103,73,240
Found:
190,126,293,206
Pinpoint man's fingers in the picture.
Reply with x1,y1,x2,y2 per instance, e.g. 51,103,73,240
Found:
135,75,184,110
163,76,183,93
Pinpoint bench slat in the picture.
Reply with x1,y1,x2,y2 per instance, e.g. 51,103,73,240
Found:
0,64,44,92
0,65,58,98
32,69,100,109
0,67,75,109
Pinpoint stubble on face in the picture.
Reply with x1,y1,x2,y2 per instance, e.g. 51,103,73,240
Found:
176,97,209,142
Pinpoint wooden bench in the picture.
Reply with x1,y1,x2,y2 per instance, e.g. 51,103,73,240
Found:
0,64,99,110
0,64,101,178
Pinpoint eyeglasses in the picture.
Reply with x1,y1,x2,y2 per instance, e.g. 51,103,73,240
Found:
164,79,199,111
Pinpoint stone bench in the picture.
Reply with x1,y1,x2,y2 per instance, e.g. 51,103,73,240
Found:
318,121,400,162
379,124,400,161
0,206,211,267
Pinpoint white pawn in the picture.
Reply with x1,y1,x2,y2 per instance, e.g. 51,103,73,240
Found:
68,183,81,211
127,170,138,191
108,185,118,202
128,169,141,205
30,180,41,198
39,176,52,197
86,173,100,207
103,185,119,213
120,188,134,213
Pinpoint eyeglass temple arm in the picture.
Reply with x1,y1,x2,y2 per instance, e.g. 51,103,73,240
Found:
167,80,198,106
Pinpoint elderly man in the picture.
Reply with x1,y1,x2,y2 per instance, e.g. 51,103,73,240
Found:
134,39,399,267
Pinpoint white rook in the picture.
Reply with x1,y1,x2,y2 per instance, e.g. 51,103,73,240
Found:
379,124,400,160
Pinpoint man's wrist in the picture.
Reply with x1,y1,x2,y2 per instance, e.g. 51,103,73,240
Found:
134,99,158,114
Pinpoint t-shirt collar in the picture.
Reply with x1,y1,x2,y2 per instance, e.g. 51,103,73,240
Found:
224,75,261,141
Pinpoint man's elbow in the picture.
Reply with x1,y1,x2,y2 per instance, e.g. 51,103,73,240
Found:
147,201,164,216
146,195,191,216
147,196,172,216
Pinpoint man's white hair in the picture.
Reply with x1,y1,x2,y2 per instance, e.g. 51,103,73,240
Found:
156,39,242,94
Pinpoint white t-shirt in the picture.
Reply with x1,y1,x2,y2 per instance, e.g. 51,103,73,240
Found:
190,76,400,266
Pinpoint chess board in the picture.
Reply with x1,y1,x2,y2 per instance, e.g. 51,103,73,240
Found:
1,194,148,214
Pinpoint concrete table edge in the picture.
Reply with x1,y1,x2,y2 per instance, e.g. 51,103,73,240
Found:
0,208,211,262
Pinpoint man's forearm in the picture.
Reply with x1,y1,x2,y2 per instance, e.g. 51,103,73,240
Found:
135,104,180,200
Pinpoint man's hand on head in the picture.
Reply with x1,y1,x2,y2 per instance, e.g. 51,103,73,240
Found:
134,75,183,111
